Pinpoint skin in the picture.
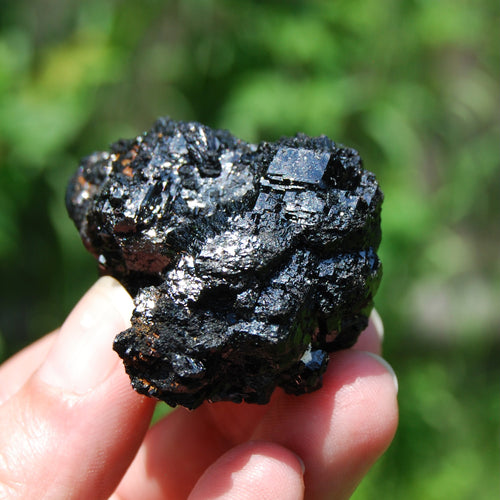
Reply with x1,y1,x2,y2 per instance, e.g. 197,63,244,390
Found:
0,277,398,499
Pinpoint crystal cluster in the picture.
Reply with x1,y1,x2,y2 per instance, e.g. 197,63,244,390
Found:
66,118,383,409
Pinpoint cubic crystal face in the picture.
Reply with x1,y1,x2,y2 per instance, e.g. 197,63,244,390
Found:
66,118,383,409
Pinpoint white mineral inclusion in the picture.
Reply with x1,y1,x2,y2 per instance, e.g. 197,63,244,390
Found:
134,288,159,315
186,199,207,210
300,345,314,364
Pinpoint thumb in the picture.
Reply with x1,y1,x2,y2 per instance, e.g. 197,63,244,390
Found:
0,277,155,500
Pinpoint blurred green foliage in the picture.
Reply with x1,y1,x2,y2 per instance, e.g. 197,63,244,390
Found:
0,0,498,497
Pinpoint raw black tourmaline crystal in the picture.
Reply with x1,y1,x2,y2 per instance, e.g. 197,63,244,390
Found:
66,118,383,409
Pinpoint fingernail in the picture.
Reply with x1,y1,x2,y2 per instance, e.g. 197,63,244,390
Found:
370,309,384,342
365,352,399,394
38,277,134,394
293,453,306,475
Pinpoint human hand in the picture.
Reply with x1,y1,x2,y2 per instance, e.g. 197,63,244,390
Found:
0,277,398,499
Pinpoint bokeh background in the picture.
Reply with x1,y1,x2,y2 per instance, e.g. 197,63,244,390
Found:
0,0,498,497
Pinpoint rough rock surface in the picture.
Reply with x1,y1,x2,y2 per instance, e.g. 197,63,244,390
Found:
66,118,383,409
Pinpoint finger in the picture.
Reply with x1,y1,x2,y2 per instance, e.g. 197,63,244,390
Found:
188,441,304,500
115,404,234,500
0,332,56,405
352,309,384,354
115,394,279,500
0,277,156,500
252,350,399,499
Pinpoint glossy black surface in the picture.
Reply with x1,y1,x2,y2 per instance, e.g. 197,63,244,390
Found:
67,118,383,409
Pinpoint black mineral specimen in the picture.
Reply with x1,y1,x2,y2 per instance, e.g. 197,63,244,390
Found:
66,118,383,409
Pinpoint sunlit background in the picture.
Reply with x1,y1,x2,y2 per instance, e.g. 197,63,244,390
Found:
0,1,498,497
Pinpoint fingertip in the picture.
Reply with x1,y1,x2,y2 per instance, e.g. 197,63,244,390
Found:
363,351,398,394
92,276,135,328
320,350,399,450
189,441,305,500
37,277,133,394
316,350,399,496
